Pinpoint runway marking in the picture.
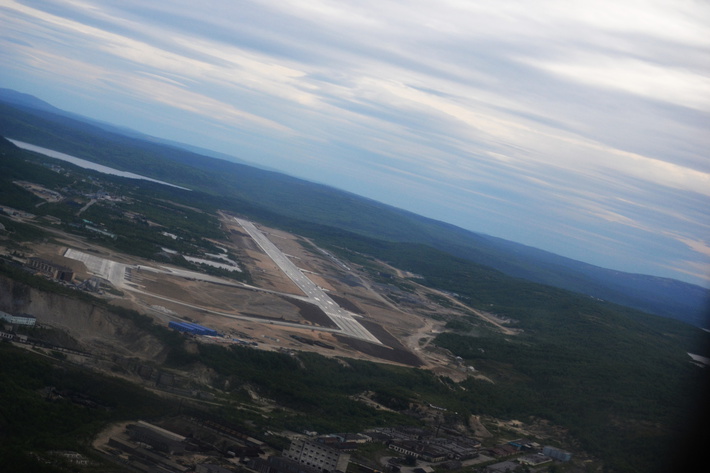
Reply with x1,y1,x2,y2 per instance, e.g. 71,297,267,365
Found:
64,218,382,345
235,218,381,344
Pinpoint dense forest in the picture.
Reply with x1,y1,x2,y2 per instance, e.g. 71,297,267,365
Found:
0,343,183,473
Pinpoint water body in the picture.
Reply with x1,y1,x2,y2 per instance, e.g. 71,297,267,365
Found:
9,139,190,190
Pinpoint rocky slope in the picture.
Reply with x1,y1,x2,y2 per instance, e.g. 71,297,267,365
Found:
0,275,168,360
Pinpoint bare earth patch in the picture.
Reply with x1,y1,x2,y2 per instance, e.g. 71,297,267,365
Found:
18,210,512,376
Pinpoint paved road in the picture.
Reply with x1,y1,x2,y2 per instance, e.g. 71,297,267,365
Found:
235,218,380,344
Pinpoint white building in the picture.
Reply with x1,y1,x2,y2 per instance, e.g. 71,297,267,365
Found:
0,311,36,326
283,438,350,472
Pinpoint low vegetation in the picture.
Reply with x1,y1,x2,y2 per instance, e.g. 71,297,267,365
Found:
0,129,708,473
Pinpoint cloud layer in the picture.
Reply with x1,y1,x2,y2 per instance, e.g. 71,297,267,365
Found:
1,0,709,285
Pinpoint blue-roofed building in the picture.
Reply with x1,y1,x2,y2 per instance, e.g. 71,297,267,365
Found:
168,321,220,337
542,446,572,462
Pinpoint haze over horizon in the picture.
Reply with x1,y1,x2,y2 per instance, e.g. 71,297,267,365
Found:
1,0,708,287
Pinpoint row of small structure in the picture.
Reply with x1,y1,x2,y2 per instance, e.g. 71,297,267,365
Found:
0,310,37,343
482,441,572,473
0,310,36,327
101,415,572,473
372,427,572,472
26,257,75,282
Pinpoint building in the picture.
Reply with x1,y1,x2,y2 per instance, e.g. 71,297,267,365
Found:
315,437,359,452
126,421,186,455
169,320,221,337
507,438,536,450
108,438,188,472
389,440,421,458
283,438,350,472
388,440,450,463
342,433,371,443
370,427,429,441
518,454,552,467
431,437,480,460
329,433,371,444
0,311,36,327
486,444,518,458
419,445,448,463
28,257,74,282
542,446,572,462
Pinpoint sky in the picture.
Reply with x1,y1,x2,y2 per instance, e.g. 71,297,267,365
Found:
1,0,709,287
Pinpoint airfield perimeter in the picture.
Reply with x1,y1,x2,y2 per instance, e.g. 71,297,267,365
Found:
30,211,513,376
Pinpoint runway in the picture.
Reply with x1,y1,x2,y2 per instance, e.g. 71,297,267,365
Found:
235,218,381,344
64,219,382,344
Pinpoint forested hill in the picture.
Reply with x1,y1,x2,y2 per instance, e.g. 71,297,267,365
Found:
0,93,707,328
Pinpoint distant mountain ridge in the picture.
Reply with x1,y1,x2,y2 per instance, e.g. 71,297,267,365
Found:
0,88,264,170
0,88,62,113
0,89,707,328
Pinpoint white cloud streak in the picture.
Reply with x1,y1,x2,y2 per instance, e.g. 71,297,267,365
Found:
1,0,708,285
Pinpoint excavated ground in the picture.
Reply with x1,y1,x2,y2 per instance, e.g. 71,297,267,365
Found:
2,212,512,379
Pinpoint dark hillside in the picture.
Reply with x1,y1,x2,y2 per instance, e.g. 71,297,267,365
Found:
0,88,64,114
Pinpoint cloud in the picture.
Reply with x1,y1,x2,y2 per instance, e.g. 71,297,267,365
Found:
526,54,710,111
674,236,710,259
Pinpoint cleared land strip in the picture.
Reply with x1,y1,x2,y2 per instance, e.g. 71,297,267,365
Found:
235,218,381,344
63,244,380,343
64,248,126,286
63,248,309,300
